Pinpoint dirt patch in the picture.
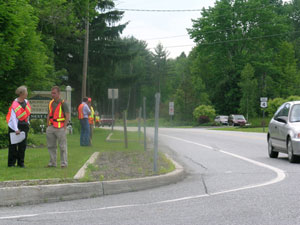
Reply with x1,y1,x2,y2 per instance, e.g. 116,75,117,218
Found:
89,150,173,181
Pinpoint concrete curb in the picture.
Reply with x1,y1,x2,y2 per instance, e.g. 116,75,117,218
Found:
73,152,100,179
0,156,185,207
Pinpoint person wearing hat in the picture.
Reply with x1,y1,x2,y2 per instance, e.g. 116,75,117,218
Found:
87,98,95,145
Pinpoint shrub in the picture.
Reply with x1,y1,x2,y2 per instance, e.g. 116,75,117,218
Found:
30,119,47,134
0,113,8,149
193,105,216,124
198,115,210,124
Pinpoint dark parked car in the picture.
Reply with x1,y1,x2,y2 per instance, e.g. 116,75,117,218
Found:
228,114,247,126
100,115,114,127
268,101,300,163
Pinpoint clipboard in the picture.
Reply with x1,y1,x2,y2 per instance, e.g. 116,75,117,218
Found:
10,132,26,144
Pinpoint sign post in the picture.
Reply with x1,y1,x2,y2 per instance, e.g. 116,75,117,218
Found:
154,93,160,173
169,102,174,121
260,97,268,133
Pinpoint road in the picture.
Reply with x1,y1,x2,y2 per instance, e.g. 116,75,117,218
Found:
1,128,300,225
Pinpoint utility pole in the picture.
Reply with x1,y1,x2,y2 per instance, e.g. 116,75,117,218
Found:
82,5,89,99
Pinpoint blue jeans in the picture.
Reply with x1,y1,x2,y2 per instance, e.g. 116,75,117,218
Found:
80,118,90,146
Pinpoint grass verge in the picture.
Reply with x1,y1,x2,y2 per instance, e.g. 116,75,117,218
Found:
0,128,174,182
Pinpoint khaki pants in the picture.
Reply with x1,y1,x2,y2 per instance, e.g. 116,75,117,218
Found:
46,126,68,167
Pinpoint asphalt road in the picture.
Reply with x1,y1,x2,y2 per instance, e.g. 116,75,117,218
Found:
1,127,300,225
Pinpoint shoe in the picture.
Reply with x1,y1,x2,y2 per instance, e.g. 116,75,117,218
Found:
18,164,25,168
61,165,67,169
8,165,15,167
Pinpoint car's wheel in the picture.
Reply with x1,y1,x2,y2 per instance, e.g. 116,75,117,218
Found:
268,138,278,158
287,138,299,163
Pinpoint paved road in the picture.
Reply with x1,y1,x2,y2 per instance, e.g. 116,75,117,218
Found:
1,128,300,225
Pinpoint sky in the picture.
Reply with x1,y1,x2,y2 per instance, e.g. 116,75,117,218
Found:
115,0,216,59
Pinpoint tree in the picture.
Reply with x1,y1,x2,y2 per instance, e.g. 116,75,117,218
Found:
238,64,258,120
188,0,293,115
0,0,51,113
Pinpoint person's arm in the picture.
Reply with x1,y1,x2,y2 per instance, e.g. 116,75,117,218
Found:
64,112,70,130
10,109,20,134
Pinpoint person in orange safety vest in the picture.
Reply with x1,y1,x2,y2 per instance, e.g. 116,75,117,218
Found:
46,86,70,168
6,85,31,168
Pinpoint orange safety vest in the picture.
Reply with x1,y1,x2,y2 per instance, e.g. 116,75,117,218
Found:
49,99,65,128
88,106,94,125
6,100,31,123
78,103,84,119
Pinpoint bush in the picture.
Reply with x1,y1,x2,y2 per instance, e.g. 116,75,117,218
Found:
30,119,47,134
193,105,216,124
198,115,210,124
0,113,8,149
266,96,300,117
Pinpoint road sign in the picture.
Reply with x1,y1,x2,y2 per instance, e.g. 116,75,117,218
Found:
169,102,174,115
261,101,268,108
260,97,268,102
108,89,118,99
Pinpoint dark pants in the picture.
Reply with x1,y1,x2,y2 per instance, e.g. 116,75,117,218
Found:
80,118,90,146
8,124,29,167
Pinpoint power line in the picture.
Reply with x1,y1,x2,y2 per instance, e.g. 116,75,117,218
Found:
115,8,202,12
151,30,300,49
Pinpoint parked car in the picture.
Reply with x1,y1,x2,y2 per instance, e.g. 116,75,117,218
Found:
100,115,114,127
228,114,247,126
214,115,228,125
268,101,300,163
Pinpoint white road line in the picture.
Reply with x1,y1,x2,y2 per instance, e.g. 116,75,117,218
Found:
0,134,286,220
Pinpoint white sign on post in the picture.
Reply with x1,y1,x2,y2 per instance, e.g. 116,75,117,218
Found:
108,89,118,99
261,101,268,108
169,102,174,116
260,97,268,102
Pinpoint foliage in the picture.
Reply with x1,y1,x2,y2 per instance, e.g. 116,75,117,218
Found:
238,64,258,119
266,96,300,116
0,113,8,148
193,105,216,123
30,119,47,134
188,0,298,116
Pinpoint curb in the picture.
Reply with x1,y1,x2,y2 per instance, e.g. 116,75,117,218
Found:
0,156,185,207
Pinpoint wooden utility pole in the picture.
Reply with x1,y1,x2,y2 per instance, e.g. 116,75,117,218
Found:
82,6,89,99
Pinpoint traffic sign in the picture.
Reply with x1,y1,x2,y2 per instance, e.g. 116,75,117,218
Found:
260,97,268,102
261,102,268,108
169,102,174,115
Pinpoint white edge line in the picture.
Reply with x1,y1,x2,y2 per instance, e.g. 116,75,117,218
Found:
0,134,286,220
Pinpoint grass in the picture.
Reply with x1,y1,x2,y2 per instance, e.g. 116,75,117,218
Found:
0,128,159,182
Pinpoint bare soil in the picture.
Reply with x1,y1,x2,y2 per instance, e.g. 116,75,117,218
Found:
89,150,172,181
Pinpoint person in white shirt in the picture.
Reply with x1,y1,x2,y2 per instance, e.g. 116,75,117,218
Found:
6,86,31,168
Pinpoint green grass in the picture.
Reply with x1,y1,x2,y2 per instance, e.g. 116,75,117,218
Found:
0,128,147,182
211,126,269,133
109,130,143,141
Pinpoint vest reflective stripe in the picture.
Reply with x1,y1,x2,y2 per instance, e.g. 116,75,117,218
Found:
49,100,65,128
6,101,31,123
88,107,94,124
78,104,84,119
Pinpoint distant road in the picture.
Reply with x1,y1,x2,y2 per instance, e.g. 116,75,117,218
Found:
2,128,300,225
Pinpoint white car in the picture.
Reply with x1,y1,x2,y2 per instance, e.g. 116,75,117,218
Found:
268,101,300,163
214,115,228,125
